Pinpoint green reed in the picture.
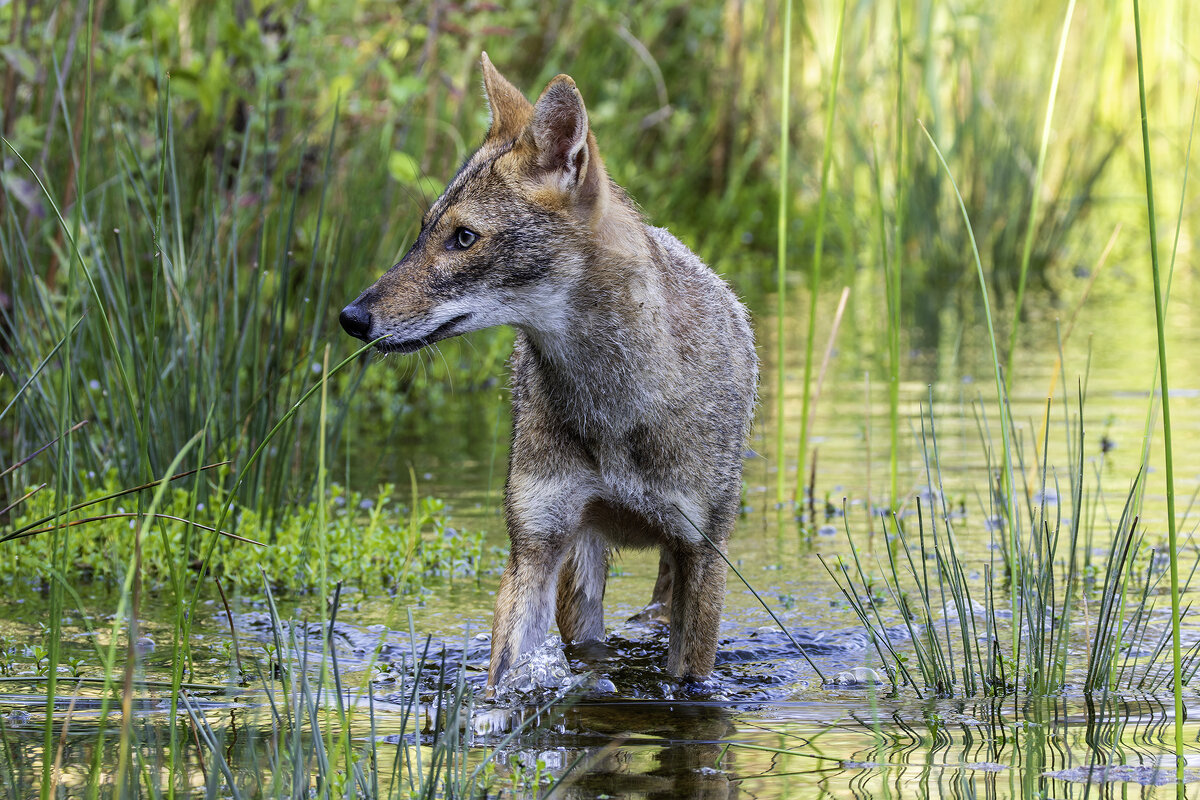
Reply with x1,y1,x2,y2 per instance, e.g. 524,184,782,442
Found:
794,0,846,510
0,587,568,797
50,2,96,794
1131,0,1184,776
1004,0,1076,396
1,49,419,797
826,394,1200,700
774,0,792,506
886,0,904,511
918,120,1021,665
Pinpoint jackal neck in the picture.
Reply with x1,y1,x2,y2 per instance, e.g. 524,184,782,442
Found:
514,214,669,434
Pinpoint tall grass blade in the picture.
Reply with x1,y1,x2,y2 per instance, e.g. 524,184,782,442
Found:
1005,0,1077,393
889,0,905,510
918,120,1019,667
796,0,847,507
675,503,827,683
1130,0,1183,780
775,0,793,505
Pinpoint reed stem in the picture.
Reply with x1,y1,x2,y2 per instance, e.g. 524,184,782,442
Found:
888,0,904,510
774,0,793,505
1131,0,1183,778
796,0,847,507
1005,0,1077,394
918,120,1020,679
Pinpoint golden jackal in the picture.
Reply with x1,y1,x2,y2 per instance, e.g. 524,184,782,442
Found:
341,54,757,691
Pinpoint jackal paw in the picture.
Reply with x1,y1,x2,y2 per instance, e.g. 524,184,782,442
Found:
493,637,573,702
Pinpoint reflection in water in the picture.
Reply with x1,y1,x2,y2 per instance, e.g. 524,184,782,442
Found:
462,692,1200,798
551,703,739,799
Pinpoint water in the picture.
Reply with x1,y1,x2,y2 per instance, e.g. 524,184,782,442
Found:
3,281,1200,797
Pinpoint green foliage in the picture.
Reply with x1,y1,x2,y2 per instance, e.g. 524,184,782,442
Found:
4,0,1183,524
5,477,486,595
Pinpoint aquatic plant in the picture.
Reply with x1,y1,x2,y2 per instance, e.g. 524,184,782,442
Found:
793,0,846,510
3,478,486,595
0,592,579,798
773,0,793,507
824,390,1200,701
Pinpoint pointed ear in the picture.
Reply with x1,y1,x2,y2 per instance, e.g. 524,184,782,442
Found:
481,52,532,142
531,75,591,192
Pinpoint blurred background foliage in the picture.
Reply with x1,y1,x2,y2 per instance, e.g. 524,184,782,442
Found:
0,0,1195,528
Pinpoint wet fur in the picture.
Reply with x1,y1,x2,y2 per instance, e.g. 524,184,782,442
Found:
343,54,758,690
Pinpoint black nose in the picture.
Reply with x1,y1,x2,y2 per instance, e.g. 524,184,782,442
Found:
339,303,372,341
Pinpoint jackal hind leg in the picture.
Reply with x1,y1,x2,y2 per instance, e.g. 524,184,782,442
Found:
665,542,727,680
555,532,608,643
629,551,673,624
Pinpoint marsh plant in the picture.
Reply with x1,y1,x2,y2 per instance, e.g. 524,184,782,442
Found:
826,394,1200,700
0,591,578,798
2,478,486,595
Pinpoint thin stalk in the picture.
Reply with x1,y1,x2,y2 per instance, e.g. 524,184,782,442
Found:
0,323,80,425
1005,0,1077,393
1131,0,1183,776
316,345,337,794
890,0,904,508
42,3,95,792
168,409,214,799
796,0,846,505
876,516,934,690
775,0,792,505
182,338,380,646
919,120,1019,683
675,504,826,683
84,432,204,800
802,286,850,438
2,462,229,541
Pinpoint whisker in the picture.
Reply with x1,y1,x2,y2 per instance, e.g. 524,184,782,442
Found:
433,342,455,394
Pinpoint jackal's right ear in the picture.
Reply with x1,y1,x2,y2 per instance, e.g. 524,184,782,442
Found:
481,52,533,142
531,75,591,194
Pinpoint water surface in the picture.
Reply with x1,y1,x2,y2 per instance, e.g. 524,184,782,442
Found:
4,280,1200,798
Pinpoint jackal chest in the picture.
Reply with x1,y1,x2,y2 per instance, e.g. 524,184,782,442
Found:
572,420,712,538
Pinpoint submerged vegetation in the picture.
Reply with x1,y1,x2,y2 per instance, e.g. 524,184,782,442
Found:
0,0,1197,796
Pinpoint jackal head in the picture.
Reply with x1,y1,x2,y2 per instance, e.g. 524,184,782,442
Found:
340,53,626,353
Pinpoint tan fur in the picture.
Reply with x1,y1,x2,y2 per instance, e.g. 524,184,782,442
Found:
481,52,533,141
340,55,758,692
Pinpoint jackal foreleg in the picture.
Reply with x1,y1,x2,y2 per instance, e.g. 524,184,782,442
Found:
488,475,592,691
488,541,565,690
555,532,608,643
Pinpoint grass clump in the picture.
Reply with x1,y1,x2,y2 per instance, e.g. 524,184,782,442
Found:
824,387,1200,701
3,478,487,595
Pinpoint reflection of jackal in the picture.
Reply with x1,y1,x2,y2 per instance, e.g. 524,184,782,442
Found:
341,54,757,690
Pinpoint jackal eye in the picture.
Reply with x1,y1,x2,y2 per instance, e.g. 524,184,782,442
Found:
448,227,478,251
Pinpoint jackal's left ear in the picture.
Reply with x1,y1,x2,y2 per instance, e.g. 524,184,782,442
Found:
481,52,533,142
531,75,591,193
